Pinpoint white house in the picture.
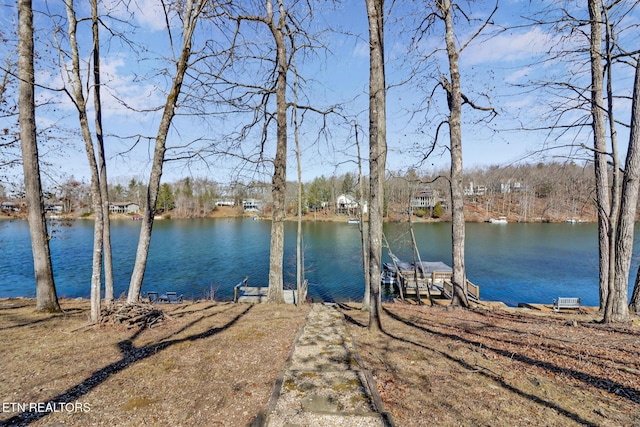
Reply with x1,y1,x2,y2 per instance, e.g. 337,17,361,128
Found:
242,199,262,212
109,202,140,214
1,202,19,212
215,199,234,207
337,194,359,214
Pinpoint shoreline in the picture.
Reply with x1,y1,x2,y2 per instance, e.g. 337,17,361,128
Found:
0,212,596,224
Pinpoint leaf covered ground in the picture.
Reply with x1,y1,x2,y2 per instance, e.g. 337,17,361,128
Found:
340,303,640,427
0,298,638,426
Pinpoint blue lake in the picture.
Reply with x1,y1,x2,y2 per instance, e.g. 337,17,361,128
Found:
0,218,638,306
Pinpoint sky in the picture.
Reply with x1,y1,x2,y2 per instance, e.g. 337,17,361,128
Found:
1,0,639,191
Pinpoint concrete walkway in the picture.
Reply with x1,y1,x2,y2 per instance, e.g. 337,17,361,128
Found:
253,303,394,427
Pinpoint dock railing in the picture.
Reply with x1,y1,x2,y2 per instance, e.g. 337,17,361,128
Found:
432,271,452,283
233,277,249,303
443,279,480,301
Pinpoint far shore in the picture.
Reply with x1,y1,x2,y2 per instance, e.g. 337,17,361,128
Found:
0,205,596,224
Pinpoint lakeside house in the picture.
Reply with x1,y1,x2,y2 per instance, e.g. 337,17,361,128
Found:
216,199,235,207
243,199,262,212
109,202,140,214
1,202,20,212
336,194,358,214
45,203,63,213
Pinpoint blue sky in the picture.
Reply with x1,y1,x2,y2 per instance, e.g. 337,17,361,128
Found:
2,0,638,189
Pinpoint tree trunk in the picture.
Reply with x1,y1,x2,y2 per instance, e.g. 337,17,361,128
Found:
293,67,304,306
356,121,371,311
66,0,104,323
18,0,61,313
267,0,287,304
92,0,114,308
440,0,468,308
604,57,640,323
366,0,386,331
127,1,204,303
588,0,612,312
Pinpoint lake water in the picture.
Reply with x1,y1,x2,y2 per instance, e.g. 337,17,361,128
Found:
1,218,638,306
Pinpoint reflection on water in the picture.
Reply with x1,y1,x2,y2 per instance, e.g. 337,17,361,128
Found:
1,218,636,306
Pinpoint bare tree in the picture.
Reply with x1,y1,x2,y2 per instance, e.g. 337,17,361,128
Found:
365,0,386,331
517,1,638,320
585,0,639,322
414,0,497,307
223,1,338,303
355,120,371,311
91,0,114,308
59,0,109,322
588,0,614,315
18,0,61,313
127,0,210,302
608,56,640,321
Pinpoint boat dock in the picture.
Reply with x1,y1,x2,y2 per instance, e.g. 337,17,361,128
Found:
233,278,308,305
382,260,480,303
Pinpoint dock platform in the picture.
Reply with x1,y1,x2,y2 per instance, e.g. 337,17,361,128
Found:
233,277,308,305
236,287,304,304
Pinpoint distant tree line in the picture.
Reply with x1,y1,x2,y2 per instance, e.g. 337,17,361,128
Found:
1,161,602,222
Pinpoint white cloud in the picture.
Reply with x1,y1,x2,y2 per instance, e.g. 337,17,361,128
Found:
504,66,532,84
101,0,169,32
131,0,170,32
463,27,556,66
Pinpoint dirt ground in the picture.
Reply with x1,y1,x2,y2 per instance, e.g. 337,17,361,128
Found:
341,303,640,427
1,298,639,427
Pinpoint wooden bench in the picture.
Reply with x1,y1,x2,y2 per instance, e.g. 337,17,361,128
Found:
553,297,581,312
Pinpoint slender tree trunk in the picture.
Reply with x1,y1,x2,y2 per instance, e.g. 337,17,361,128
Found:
440,0,468,307
18,0,61,313
293,66,304,306
127,1,204,302
66,0,104,323
356,121,371,311
92,0,114,308
588,0,612,312
366,0,386,331
605,57,640,323
267,0,287,303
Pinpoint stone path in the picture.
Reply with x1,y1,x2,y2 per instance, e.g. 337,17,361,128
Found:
253,303,394,427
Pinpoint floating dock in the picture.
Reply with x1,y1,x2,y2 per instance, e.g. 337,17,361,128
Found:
233,277,307,305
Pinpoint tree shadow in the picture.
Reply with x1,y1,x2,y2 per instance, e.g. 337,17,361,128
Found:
0,306,86,331
2,304,254,426
419,309,637,374
382,307,639,408
424,308,640,386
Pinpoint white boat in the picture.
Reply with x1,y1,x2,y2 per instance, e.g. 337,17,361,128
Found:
489,216,508,224
347,218,360,224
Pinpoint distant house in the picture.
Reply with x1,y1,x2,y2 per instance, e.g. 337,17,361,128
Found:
410,189,437,210
109,202,140,214
45,203,63,213
1,202,19,212
215,199,235,207
242,199,262,212
337,194,359,214
464,181,486,196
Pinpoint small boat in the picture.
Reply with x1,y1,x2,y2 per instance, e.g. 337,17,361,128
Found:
489,216,508,224
347,218,360,224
